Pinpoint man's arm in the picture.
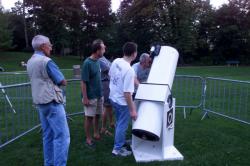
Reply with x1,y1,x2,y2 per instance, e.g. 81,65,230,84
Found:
47,60,67,86
134,77,140,87
81,81,89,106
81,60,90,106
124,92,137,120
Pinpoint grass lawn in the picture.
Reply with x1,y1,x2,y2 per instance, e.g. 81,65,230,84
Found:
0,51,250,165
0,110,249,166
176,66,250,81
0,51,82,72
1,51,250,81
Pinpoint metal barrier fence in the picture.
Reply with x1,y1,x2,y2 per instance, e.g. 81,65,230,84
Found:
0,83,40,148
0,70,204,116
202,77,250,125
0,69,74,86
0,74,249,149
0,71,29,85
173,75,204,118
0,80,83,149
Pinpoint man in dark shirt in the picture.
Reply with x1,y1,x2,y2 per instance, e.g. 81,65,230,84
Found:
81,39,105,147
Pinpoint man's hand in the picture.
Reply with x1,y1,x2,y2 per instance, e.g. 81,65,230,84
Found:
130,109,137,121
81,81,89,106
82,97,90,106
60,79,67,86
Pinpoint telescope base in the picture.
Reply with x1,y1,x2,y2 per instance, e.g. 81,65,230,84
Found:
132,142,183,162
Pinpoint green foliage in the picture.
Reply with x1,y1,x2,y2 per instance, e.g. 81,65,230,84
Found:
117,0,214,63
1,0,250,64
212,0,250,64
0,12,13,50
82,0,114,56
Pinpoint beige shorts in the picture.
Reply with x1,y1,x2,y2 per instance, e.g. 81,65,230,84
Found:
84,97,104,117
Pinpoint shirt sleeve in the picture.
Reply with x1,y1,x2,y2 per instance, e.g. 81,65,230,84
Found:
123,68,135,93
132,63,138,77
99,58,110,72
81,61,90,82
46,60,65,85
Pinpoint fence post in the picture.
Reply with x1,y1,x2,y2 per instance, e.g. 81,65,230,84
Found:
201,78,209,120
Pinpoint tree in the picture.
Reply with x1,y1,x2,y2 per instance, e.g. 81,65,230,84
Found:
23,0,29,49
83,0,114,57
117,0,165,54
212,0,249,64
0,11,12,50
10,0,33,50
193,0,215,63
3,0,249,64
25,0,86,56
117,0,201,64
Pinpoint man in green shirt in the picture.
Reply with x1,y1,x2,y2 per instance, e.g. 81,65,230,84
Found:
81,39,105,147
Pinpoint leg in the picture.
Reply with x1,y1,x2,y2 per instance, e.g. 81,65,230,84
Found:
106,106,114,128
38,104,54,166
94,98,103,139
101,106,113,136
47,103,70,166
94,114,100,139
111,101,130,150
85,116,93,144
84,99,98,144
101,106,108,132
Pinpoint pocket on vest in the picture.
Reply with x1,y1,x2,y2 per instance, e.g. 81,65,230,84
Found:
54,85,64,103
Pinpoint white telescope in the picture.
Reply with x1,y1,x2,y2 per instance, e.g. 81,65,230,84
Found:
131,45,183,162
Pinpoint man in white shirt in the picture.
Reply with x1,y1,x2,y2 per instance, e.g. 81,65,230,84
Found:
109,42,138,157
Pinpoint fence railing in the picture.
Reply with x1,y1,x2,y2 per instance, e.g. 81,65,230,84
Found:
0,80,83,149
0,69,74,85
173,75,204,118
0,83,40,149
0,72,249,149
202,77,250,125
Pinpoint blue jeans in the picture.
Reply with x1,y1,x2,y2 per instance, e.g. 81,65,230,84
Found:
37,101,70,166
110,100,130,150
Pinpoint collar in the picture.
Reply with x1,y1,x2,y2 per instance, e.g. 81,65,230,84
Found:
34,51,45,56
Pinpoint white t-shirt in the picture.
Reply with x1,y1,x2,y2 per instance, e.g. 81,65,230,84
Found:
109,58,135,105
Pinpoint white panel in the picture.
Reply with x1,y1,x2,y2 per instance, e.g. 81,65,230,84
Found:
135,84,169,102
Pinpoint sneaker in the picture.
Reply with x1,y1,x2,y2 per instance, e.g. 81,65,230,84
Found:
122,140,132,151
85,141,95,149
122,143,132,151
112,147,132,157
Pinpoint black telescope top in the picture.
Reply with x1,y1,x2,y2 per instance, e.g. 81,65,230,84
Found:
150,45,161,60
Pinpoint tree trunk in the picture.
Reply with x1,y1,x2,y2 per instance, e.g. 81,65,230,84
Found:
23,0,29,48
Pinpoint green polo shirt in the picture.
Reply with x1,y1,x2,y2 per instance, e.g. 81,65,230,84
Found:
81,57,102,99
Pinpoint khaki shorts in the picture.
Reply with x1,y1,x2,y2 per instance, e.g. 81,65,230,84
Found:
84,97,104,117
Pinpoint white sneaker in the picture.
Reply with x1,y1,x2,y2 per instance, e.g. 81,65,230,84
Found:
112,147,132,157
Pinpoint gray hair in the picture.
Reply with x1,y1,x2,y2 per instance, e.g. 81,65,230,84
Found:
32,35,50,51
139,53,150,63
